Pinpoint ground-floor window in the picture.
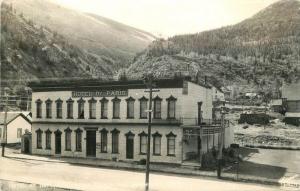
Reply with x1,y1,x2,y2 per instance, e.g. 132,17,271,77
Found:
111,129,120,153
75,128,82,151
65,128,72,151
45,129,52,149
152,132,162,155
100,129,108,153
166,132,177,156
36,129,43,149
139,131,147,154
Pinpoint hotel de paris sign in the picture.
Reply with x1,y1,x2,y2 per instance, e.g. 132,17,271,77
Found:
72,90,128,97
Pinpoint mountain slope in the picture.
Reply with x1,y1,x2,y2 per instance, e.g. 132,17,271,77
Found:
127,0,300,94
1,2,113,90
4,0,156,70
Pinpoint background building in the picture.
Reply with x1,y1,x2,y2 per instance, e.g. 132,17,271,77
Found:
0,112,32,144
282,81,300,126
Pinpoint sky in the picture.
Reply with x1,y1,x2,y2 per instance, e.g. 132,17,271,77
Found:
53,0,279,37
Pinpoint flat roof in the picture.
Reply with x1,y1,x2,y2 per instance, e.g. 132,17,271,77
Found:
28,77,211,92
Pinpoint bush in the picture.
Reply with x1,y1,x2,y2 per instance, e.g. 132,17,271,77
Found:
139,159,146,165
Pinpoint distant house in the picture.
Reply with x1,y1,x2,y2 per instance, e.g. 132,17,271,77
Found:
212,87,225,103
0,112,32,144
269,99,283,113
282,81,300,126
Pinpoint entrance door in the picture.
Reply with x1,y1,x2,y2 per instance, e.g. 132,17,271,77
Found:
86,130,96,157
198,102,203,125
24,138,30,154
126,136,134,159
55,131,61,154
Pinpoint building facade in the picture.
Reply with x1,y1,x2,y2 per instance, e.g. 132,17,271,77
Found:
29,78,232,164
282,81,300,126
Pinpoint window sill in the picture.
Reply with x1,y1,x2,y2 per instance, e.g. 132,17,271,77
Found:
153,154,161,156
112,152,119,154
101,117,108,119
78,118,85,119
167,117,176,120
37,147,43,149
167,154,176,157
153,118,162,120
56,117,62,119
140,117,147,119
127,117,134,119
65,149,72,151
100,151,108,153
67,117,73,119
46,117,52,119
139,153,146,155
89,117,96,119
45,148,51,150
112,117,120,119
75,150,82,152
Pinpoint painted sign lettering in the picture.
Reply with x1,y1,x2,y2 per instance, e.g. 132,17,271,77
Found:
72,90,128,97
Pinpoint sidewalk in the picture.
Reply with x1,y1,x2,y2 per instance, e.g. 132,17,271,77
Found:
4,150,290,188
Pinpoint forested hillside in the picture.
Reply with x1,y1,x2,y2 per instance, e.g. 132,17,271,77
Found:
127,0,300,95
1,2,113,92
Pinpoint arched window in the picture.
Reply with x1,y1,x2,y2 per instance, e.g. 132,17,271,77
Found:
56,98,63,119
100,98,108,119
138,131,148,154
36,128,43,149
77,98,85,119
139,96,148,119
153,96,162,119
36,99,42,118
152,131,162,155
88,97,97,119
45,99,52,119
100,128,108,153
75,128,83,152
166,96,177,119
126,97,135,119
64,127,72,151
166,132,177,156
111,128,120,153
112,97,121,119
66,98,74,119
45,129,52,149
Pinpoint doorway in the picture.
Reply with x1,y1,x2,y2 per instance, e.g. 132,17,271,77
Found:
126,134,134,159
24,138,30,154
55,130,62,154
86,130,96,157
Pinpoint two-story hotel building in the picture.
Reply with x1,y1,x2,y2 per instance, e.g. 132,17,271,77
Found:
29,78,233,165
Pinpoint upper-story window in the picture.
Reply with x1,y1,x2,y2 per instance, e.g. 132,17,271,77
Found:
167,96,177,119
45,99,52,118
66,98,74,119
88,97,96,119
56,99,63,119
77,98,85,119
153,96,162,119
100,98,108,119
139,96,148,119
126,97,135,119
112,97,121,119
36,99,42,118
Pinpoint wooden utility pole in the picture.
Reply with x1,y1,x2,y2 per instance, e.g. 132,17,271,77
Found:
217,107,225,178
144,74,159,191
1,88,9,157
